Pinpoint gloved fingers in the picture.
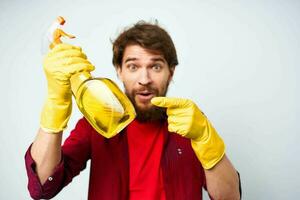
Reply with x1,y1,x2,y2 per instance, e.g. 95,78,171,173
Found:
46,44,82,62
47,57,94,71
165,106,179,116
167,123,188,136
166,106,194,119
47,49,88,61
151,97,192,108
151,97,176,108
63,57,92,67
67,62,95,74
50,43,82,54
44,49,89,71
166,115,180,128
167,124,178,133
166,111,193,136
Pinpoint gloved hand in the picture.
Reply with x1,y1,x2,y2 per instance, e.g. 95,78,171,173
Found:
40,43,94,133
151,97,225,169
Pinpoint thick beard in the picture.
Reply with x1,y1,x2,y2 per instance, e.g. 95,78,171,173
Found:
134,105,167,122
125,84,169,122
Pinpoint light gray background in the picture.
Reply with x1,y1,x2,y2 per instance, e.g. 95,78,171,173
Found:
0,0,299,199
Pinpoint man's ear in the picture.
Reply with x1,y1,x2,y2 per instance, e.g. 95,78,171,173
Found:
116,66,123,81
168,66,175,82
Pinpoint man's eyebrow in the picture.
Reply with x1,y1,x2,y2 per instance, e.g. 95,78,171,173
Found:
124,57,137,63
124,57,166,63
151,57,166,63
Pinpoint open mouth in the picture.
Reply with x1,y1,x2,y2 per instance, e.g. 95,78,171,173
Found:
136,91,155,102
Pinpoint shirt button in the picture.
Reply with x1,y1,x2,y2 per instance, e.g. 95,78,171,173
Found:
177,148,182,155
48,176,53,181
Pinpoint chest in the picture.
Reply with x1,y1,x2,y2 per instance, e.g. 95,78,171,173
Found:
89,130,205,199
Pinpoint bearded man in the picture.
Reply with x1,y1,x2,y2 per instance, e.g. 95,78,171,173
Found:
25,21,241,200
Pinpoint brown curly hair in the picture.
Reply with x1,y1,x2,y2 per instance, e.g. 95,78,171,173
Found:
112,21,178,69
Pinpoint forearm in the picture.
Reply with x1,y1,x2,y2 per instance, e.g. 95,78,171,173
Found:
31,128,63,184
204,154,240,200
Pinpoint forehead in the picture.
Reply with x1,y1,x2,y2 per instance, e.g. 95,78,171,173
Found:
122,44,165,62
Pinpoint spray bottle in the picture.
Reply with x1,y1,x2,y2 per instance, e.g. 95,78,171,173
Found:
44,16,136,138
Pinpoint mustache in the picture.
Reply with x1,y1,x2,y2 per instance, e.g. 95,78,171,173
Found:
133,86,158,94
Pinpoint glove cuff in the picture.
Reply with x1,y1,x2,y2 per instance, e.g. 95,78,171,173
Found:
40,99,72,133
191,123,225,169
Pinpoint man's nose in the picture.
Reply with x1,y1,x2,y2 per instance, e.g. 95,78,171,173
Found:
138,68,152,85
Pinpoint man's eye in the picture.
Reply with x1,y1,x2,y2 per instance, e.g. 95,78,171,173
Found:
152,64,162,71
128,64,137,71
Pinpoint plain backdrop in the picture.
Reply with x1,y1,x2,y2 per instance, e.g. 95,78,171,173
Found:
0,0,299,199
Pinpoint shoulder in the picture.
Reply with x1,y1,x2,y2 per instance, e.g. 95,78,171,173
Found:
75,117,112,142
73,117,93,132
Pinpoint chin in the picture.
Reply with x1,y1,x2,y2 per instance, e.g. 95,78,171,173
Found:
136,102,153,111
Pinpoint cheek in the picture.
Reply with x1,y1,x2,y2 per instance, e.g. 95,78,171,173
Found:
154,76,171,94
121,75,136,93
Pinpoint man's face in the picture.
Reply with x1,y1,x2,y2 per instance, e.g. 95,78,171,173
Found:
117,44,174,121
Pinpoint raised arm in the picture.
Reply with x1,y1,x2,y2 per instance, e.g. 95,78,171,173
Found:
25,44,95,199
31,129,63,184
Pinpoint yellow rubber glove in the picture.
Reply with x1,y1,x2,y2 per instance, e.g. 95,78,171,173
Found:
151,97,225,169
40,43,94,133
